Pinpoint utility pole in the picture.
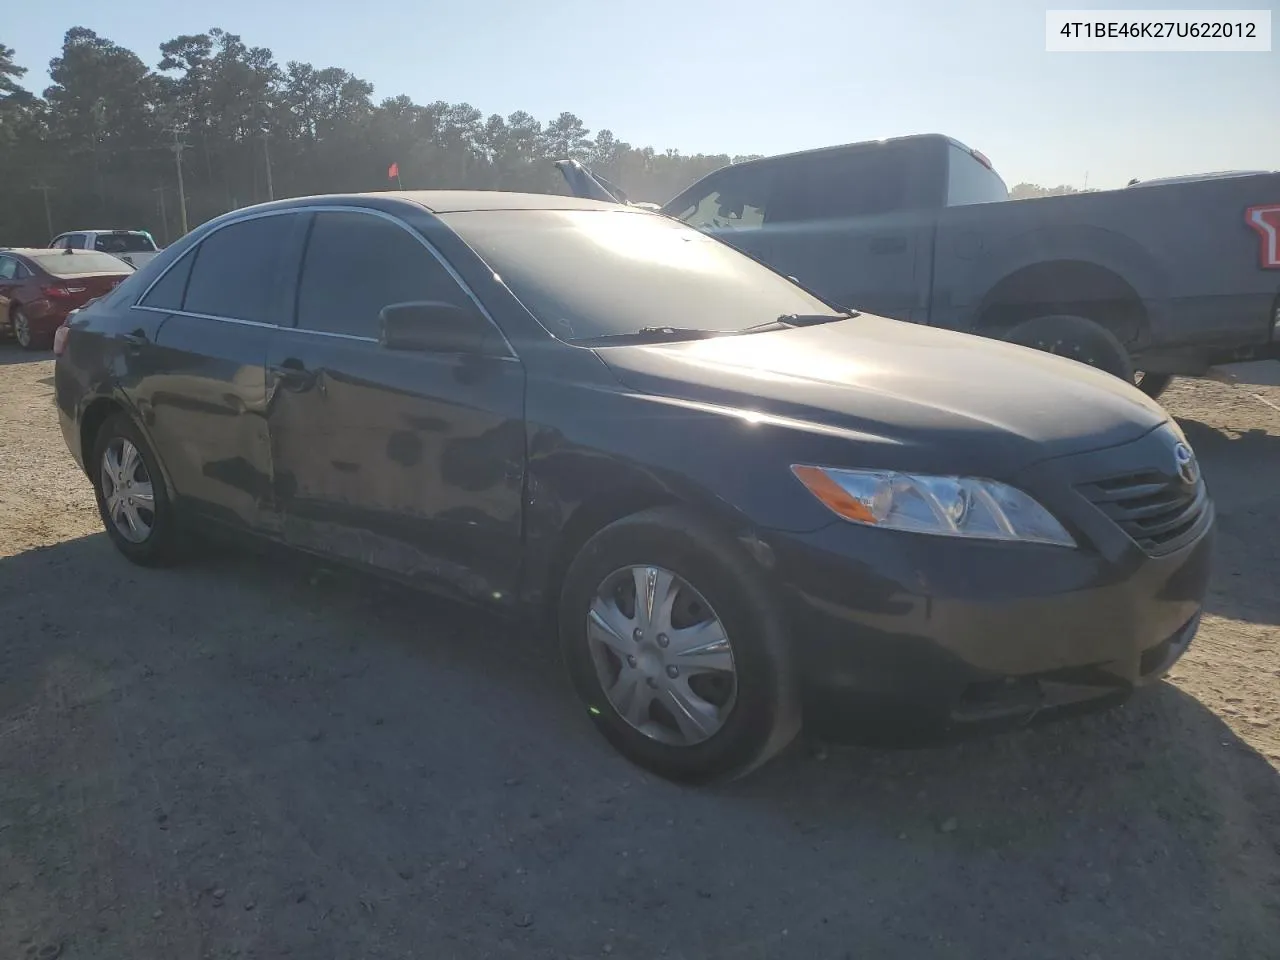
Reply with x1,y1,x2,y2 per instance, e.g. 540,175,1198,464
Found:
262,127,275,202
30,184,55,241
167,126,190,236
153,186,169,246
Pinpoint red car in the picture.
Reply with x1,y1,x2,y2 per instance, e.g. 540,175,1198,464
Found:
0,248,133,350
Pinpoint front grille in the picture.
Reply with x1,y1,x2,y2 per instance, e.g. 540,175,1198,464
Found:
1077,470,1209,555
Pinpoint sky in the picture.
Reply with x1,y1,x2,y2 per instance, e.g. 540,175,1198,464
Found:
7,0,1278,190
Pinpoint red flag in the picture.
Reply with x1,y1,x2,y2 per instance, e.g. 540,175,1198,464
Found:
387,161,400,180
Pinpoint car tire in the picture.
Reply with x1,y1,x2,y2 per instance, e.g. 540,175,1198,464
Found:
90,412,181,566
558,506,801,783
1003,315,1134,382
12,307,43,351
1134,371,1174,400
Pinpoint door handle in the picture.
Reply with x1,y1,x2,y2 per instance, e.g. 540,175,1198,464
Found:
269,359,320,392
869,237,907,255
121,330,148,351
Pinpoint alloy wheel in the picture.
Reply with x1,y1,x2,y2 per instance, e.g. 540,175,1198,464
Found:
586,565,737,746
100,438,156,543
13,311,31,348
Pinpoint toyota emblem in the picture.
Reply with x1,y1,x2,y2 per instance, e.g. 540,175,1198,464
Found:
1174,442,1199,485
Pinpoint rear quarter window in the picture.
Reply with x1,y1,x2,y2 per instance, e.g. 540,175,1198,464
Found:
947,146,1009,206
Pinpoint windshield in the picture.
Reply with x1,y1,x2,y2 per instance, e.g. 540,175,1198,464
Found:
93,232,157,254
443,208,838,341
30,252,135,277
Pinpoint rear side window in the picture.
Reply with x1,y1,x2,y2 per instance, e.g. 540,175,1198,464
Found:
770,148,910,222
65,234,87,249
183,214,297,324
947,146,1009,206
0,257,16,280
94,232,156,254
295,211,466,339
139,250,197,311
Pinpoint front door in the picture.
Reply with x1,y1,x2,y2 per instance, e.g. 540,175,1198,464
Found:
265,209,526,602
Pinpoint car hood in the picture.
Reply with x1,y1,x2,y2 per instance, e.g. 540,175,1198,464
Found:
590,315,1169,478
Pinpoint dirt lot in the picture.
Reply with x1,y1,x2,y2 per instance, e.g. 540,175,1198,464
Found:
1,349,1277,960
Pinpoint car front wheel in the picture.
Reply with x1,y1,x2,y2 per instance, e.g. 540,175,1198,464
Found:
90,413,181,565
559,506,801,783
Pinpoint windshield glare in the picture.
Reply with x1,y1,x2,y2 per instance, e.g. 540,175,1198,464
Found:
443,209,837,341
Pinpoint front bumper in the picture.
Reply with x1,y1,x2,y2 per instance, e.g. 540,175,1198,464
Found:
767,429,1215,741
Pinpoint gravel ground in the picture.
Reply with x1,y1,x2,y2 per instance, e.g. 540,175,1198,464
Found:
1,348,1277,960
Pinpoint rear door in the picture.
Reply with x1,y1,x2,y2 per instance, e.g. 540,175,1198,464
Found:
762,144,936,321
264,208,526,601
136,212,307,533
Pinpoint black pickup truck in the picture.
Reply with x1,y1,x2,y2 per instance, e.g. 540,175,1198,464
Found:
558,134,1280,398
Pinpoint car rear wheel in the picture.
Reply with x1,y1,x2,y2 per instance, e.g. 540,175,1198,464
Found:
90,413,181,566
1004,314,1134,382
559,506,800,783
12,307,42,351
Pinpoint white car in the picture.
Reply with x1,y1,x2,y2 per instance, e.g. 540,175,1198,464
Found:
50,230,163,269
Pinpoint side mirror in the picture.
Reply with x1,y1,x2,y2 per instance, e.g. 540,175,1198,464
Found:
378,301,496,354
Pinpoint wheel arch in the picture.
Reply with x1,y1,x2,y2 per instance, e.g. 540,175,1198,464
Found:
79,395,178,500
973,259,1149,345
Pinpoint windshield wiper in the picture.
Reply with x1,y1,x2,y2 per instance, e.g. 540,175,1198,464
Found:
572,326,724,346
740,311,856,334
575,312,856,346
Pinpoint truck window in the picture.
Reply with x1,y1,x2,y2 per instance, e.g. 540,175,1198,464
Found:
671,165,774,232
946,146,1009,206
94,232,157,254
768,147,910,223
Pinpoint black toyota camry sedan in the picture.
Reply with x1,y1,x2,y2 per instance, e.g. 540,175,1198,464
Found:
53,192,1214,782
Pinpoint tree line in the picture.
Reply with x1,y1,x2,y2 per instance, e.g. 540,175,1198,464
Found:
0,28,764,246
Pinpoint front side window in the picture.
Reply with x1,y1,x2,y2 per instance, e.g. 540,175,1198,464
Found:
295,211,466,339
670,166,773,232
444,208,839,341
183,214,298,324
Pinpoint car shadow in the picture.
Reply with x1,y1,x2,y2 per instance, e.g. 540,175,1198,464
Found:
1176,416,1280,626
1,533,1277,959
0,343,50,366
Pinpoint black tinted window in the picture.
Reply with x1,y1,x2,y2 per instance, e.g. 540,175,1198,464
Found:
184,214,297,323
771,148,909,222
296,211,465,339
95,232,156,253
139,250,196,311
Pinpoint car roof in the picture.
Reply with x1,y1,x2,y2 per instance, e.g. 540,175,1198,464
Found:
240,190,630,216
55,229,148,235
2,247,109,256
723,132,964,171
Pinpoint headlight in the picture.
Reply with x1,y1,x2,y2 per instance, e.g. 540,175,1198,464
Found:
791,465,1075,547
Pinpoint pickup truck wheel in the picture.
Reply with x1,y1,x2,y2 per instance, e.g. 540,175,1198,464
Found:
1003,315,1134,381
1134,372,1173,399
558,506,801,784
